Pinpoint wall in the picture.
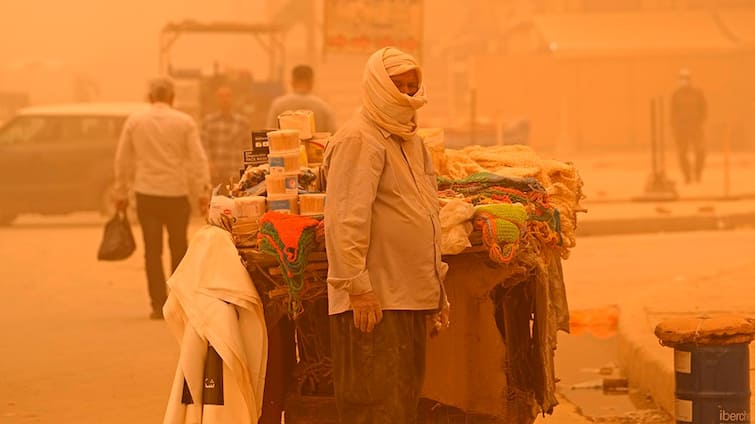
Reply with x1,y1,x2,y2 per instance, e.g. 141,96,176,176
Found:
471,52,755,151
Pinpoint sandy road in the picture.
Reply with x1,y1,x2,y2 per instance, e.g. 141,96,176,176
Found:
0,214,188,424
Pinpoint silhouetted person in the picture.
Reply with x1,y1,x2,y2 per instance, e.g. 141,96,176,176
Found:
201,85,251,186
266,65,336,132
114,78,211,319
671,69,707,183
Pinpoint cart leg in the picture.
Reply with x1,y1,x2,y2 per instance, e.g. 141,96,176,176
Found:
259,317,296,424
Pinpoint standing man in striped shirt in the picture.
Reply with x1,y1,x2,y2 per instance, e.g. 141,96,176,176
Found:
201,85,251,187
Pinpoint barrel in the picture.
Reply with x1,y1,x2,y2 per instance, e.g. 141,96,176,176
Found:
674,343,751,424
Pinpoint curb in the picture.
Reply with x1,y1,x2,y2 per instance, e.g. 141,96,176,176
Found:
577,211,755,237
616,306,676,417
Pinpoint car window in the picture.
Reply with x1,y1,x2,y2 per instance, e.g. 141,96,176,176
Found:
0,116,124,145
67,117,122,141
0,116,55,145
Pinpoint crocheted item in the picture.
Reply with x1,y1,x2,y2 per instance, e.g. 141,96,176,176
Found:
473,203,528,264
257,212,320,318
439,173,563,250
438,172,542,192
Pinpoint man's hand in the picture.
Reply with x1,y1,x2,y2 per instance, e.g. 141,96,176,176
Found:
430,298,451,337
115,199,129,212
438,298,451,328
349,291,383,333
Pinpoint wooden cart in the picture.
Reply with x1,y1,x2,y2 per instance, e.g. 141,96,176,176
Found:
240,236,554,424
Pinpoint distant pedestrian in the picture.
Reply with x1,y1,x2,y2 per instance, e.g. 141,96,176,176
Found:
201,85,251,186
671,68,707,183
267,65,336,133
113,78,211,319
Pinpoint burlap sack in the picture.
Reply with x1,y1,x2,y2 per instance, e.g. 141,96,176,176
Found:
654,315,755,347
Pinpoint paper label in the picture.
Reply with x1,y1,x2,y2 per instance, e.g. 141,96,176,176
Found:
674,350,692,374
202,346,224,405
269,157,285,168
268,199,291,214
284,176,298,194
676,399,693,422
246,131,271,165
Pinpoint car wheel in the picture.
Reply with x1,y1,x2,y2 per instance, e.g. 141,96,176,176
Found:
100,183,137,223
0,211,17,226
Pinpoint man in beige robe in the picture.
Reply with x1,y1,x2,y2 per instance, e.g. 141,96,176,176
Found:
323,47,449,424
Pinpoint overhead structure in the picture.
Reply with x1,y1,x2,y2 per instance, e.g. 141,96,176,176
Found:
157,20,288,128
158,20,287,82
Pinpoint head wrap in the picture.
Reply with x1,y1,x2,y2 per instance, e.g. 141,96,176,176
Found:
361,47,427,140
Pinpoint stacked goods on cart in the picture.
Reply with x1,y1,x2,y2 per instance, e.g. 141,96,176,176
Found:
418,129,586,264
229,111,330,248
419,129,584,419
266,129,305,215
429,139,586,283
274,110,328,167
232,125,585,268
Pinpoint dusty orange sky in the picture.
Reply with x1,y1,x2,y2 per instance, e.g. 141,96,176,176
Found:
0,0,270,101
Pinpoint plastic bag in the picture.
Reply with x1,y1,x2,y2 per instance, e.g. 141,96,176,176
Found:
440,200,475,255
207,195,238,231
97,211,136,261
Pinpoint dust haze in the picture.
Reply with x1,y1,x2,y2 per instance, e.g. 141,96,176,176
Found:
1,1,754,423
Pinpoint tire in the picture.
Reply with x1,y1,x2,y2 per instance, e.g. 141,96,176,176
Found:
100,183,137,223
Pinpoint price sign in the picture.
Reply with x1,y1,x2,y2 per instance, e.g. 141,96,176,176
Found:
244,130,272,166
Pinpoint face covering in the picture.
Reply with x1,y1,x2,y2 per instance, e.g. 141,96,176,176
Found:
361,47,427,140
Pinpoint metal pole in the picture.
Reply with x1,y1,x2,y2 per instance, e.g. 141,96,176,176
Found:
724,123,732,198
659,96,665,176
306,0,316,66
650,98,658,177
158,33,165,76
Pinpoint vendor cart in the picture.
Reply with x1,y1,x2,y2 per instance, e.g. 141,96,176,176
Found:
230,143,582,423
239,235,568,424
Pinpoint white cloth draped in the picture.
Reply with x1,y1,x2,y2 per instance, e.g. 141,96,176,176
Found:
163,225,267,424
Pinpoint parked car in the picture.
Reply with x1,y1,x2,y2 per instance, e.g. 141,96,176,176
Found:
0,102,150,225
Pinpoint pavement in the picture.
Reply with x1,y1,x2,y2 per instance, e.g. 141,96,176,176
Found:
615,259,755,419
550,150,755,422
571,151,755,237
560,228,755,423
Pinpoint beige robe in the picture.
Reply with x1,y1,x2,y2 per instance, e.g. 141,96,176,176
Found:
323,114,447,315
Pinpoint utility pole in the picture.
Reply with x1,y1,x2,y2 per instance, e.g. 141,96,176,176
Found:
306,0,316,66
